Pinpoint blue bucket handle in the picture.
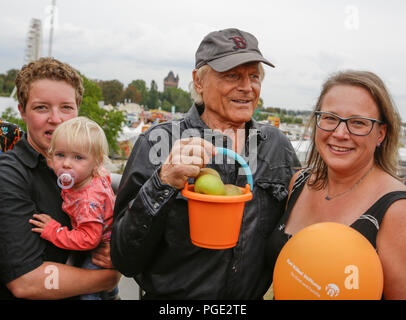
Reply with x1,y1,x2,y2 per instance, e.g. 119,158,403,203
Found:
215,147,253,191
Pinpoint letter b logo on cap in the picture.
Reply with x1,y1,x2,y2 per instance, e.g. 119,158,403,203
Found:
230,36,247,50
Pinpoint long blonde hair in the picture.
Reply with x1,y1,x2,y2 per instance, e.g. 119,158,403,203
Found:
307,70,401,189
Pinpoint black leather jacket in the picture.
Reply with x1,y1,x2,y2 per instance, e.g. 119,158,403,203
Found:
111,104,300,299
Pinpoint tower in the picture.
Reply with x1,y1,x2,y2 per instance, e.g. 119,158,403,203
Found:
163,71,179,91
24,18,42,63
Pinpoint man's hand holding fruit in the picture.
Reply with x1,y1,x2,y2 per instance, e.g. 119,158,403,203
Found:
159,137,217,189
159,137,243,195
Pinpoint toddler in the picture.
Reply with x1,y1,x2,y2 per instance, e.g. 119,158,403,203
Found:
30,116,118,300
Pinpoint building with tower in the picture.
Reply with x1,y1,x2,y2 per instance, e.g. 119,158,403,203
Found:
163,71,179,91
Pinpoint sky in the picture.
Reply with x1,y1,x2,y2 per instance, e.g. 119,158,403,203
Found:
1,0,405,120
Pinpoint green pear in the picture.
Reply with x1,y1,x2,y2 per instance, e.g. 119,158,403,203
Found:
224,184,244,196
194,173,225,195
196,167,221,179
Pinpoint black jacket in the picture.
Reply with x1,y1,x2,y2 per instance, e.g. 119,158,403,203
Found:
111,104,300,299
0,135,71,299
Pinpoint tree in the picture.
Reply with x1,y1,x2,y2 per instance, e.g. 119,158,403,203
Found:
80,75,125,154
1,107,26,131
161,87,192,113
161,99,172,112
174,91,192,113
0,69,19,97
0,76,5,96
257,97,264,109
123,85,142,104
97,79,124,106
147,80,159,108
129,79,148,106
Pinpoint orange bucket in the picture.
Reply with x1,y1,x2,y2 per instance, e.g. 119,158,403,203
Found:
181,181,253,249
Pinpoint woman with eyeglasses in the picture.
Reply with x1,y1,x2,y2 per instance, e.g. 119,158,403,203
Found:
266,70,406,299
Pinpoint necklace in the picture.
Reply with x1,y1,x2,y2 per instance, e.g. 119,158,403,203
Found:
325,166,374,201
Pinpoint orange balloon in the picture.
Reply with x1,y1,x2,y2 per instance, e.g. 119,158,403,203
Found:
273,222,383,300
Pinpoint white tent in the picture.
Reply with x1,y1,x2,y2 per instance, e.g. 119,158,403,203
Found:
117,121,145,146
0,97,19,116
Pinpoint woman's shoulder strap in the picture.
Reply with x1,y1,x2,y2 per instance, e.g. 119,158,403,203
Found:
285,168,311,211
352,191,406,248
362,191,406,224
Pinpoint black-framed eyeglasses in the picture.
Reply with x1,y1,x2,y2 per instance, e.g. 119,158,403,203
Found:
315,111,384,136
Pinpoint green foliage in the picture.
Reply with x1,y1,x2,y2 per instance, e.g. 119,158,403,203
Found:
147,80,159,108
129,79,148,105
93,77,193,112
96,79,124,106
0,69,18,97
253,106,306,124
123,85,142,104
257,97,264,109
252,109,269,121
161,99,172,111
0,77,4,94
263,106,311,117
280,113,303,124
79,75,125,154
1,107,26,131
160,87,192,113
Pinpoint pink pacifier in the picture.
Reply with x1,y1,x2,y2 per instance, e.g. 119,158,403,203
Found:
56,169,77,189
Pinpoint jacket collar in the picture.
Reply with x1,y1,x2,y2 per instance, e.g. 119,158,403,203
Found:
184,103,210,130
185,103,266,141
14,134,44,168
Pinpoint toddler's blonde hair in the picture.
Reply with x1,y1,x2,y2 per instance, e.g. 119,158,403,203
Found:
49,117,109,175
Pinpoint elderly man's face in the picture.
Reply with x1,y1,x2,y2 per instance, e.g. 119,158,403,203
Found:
196,62,261,126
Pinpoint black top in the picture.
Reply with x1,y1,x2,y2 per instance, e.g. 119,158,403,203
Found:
0,119,23,153
266,169,406,280
0,135,72,299
111,104,301,299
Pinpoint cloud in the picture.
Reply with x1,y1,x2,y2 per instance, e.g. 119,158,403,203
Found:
0,0,405,120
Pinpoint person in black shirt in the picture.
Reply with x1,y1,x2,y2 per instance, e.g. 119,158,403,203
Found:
0,58,120,299
266,70,406,299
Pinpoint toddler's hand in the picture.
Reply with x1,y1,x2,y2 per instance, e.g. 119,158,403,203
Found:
30,213,53,234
